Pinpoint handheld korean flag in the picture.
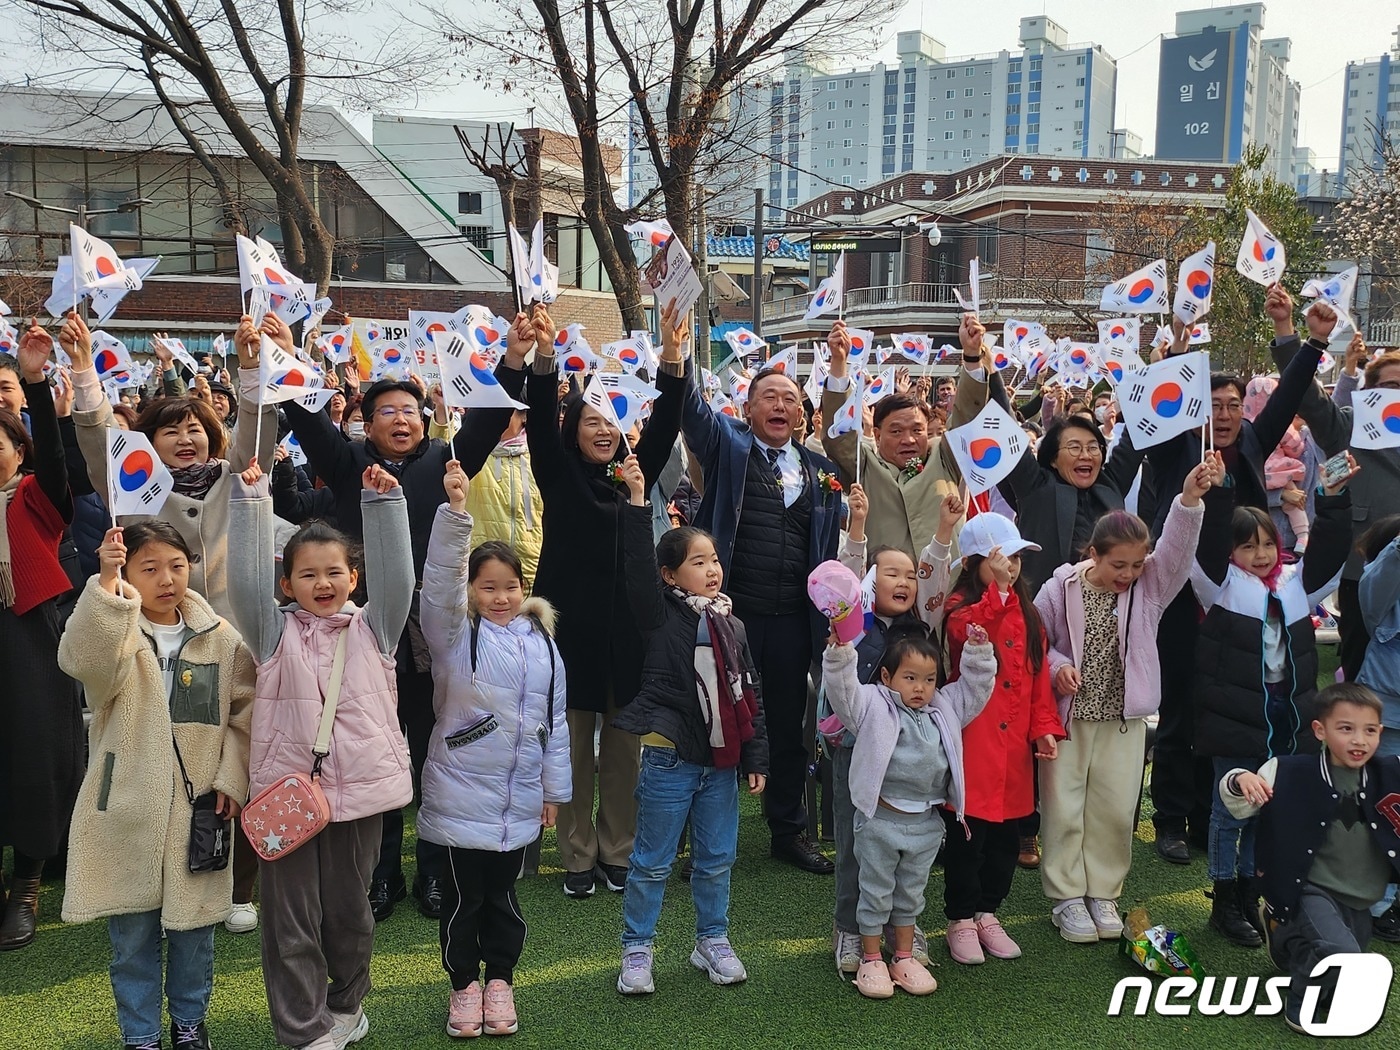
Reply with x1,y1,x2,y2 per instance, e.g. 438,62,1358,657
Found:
988,341,1018,374
625,219,675,251
1118,351,1211,448
410,310,463,358
804,253,845,321
1100,258,1169,314
1061,342,1100,382
91,331,135,381
1099,343,1146,388
1188,323,1212,346
949,399,1025,496
1174,242,1216,325
581,374,631,453
701,367,722,397
291,388,338,413
70,224,143,292
306,297,334,334
91,258,159,323
710,391,738,418
889,333,927,366
844,327,876,367
530,219,560,305
724,328,767,360
827,371,865,440
1352,389,1400,450
45,257,82,319
279,431,307,468
211,333,228,362
259,335,321,404
763,346,799,378
602,332,656,376
1005,319,1046,352
235,234,313,323
460,306,508,361
728,369,751,405
864,366,897,405
317,324,354,365
1097,317,1140,351
1235,208,1286,287
434,331,527,411
556,329,601,375
106,427,172,517
371,338,412,381
507,223,535,306
804,353,830,406
1301,266,1359,338
598,373,662,435
159,337,201,376
954,257,981,315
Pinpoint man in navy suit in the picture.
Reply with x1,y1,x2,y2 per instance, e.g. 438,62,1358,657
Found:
683,359,842,873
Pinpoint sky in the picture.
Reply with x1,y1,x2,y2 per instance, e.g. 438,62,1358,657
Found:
390,0,1398,172
0,0,1393,171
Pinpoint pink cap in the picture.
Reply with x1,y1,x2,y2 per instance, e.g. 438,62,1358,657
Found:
807,560,865,644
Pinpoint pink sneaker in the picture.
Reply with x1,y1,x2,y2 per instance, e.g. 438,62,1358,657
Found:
974,913,1022,959
482,980,517,1036
888,956,938,995
945,918,985,964
447,983,482,1039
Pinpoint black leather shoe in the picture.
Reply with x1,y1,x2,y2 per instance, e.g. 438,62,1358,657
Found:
594,862,627,893
415,874,444,919
1208,879,1262,947
1154,832,1191,865
170,1020,211,1050
1373,901,1400,943
368,873,406,922
771,833,834,874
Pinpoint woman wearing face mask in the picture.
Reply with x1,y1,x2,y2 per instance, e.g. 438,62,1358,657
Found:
341,397,365,441
525,304,688,901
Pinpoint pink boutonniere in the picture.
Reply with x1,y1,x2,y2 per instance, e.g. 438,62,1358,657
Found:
818,470,843,495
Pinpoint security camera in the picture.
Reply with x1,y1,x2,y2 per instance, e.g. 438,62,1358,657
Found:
925,222,942,247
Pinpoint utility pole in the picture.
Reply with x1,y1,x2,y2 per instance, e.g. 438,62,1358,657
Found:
751,188,764,336
695,183,710,371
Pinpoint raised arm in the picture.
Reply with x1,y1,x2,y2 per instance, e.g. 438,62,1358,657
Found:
1271,333,1350,457
1099,422,1146,498
1257,285,1329,458
18,373,72,521
637,356,688,487
420,502,474,668
226,473,288,663
821,642,875,733
452,317,532,477
360,471,413,656
938,636,998,728
1297,489,1351,604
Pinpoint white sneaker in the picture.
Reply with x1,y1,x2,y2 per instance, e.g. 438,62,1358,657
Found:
1086,898,1124,939
833,927,861,975
1051,900,1099,944
225,901,258,934
329,1007,369,1047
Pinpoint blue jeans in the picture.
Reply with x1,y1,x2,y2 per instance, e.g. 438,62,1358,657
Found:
621,746,739,948
107,911,214,1044
1209,756,1258,881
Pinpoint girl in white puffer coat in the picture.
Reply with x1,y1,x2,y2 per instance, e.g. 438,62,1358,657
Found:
418,461,570,1040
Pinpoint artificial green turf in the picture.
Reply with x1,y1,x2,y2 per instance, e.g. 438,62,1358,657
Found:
4,644,1397,1047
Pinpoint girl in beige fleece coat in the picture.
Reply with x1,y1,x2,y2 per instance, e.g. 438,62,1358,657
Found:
58,521,253,1050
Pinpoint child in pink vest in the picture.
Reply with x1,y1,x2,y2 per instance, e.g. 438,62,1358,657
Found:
228,459,414,1050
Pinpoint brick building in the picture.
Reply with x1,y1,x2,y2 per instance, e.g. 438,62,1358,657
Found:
759,154,1233,345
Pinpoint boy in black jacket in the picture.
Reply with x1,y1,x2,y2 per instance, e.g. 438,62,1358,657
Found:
1221,683,1400,1034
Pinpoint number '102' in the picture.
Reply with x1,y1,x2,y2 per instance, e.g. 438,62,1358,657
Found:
1184,122,1210,136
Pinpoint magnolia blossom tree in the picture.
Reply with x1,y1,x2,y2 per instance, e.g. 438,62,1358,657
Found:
1329,138,1400,328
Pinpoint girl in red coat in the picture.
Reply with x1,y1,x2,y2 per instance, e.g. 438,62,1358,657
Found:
940,512,1065,965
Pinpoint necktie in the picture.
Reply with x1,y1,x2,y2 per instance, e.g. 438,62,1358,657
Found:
765,446,784,484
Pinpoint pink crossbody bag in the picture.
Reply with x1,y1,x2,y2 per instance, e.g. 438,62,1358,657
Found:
240,629,348,861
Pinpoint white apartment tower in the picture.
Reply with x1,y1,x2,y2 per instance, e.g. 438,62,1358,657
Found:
1338,26,1400,185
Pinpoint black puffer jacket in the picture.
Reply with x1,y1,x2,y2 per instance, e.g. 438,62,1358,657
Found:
1190,485,1351,759
612,504,769,775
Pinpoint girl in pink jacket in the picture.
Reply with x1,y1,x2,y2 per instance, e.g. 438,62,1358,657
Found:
228,459,414,1050
1031,455,1215,946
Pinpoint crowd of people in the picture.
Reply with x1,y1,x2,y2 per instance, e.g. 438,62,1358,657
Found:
1,286,1399,1048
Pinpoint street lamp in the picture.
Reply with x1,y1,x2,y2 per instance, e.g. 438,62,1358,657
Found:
4,190,154,227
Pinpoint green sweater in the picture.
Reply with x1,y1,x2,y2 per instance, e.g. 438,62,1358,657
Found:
1308,761,1393,910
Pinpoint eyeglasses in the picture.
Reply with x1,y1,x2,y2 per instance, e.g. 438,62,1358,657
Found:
1060,442,1103,458
374,406,419,420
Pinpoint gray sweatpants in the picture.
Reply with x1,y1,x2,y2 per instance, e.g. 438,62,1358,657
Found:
1276,884,1373,1009
259,816,381,1048
853,806,945,937
832,743,859,934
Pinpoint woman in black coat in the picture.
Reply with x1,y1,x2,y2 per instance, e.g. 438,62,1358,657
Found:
526,307,688,897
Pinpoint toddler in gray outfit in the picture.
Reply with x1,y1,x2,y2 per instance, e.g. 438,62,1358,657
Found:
822,626,997,1000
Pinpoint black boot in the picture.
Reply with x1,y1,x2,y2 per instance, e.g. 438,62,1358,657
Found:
0,872,41,951
1208,879,1262,947
1237,876,1266,942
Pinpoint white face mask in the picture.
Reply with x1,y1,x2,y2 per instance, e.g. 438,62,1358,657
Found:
1095,406,1109,423
347,421,366,439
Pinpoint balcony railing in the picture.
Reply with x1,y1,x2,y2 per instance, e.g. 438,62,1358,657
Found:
762,276,1100,325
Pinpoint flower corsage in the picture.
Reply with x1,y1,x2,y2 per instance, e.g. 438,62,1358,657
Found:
818,470,843,494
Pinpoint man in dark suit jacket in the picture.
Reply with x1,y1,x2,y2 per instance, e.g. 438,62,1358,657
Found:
683,361,842,873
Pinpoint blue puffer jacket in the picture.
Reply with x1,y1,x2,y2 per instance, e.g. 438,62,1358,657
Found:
70,491,109,580
415,505,571,852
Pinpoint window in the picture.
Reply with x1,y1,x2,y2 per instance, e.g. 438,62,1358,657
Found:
963,128,972,139
1075,99,1084,109
965,87,974,97
826,120,834,129
1008,82,1021,95
946,89,956,99
962,148,973,159
1076,54,1085,66
946,69,956,79
825,158,835,168
1028,102,1039,113
1007,103,1019,115
1074,120,1084,133
964,108,974,118
844,99,853,108
457,191,483,214
1027,122,1040,134
965,67,975,77
458,225,490,249
842,157,851,167
883,134,895,145
1349,89,1359,98
1076,77,1085,87
903,132,914,144
845,79,853,88
1006,124,1019,137
946,109,955,119
841,175,852,185
844,119,853,128
828,100,836,110
827,82,836,91
944,130,954,140
1030,57,1042,71
1009,59,1022,73
843,138,853,147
